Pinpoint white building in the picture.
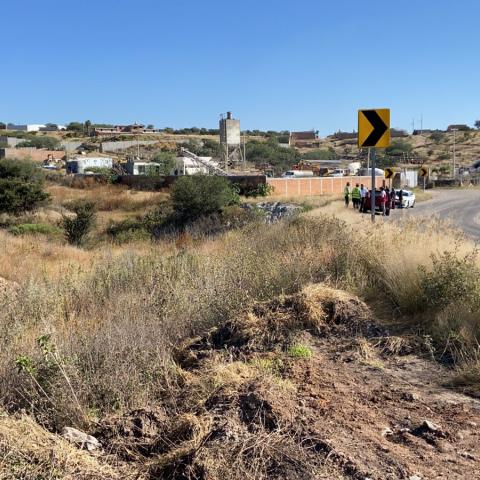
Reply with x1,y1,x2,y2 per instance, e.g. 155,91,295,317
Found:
7,124,46,132
66,156,113,174
173,156,219,175
124,161,161,175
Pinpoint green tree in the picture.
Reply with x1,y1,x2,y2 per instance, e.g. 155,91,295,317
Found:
66,122,84,132
302,149,337,160
0,159,49,214
171,176,239,221
62,200,96,246
429,131,443,143
475,120,480,129
153,151,176,175
245,138,300,174
84,120,92,135
385,140,413,157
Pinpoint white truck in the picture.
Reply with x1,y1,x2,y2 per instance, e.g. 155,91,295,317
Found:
282,170,314,178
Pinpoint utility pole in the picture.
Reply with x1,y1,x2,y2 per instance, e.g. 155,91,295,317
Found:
370,148,376,223
452,128,458,178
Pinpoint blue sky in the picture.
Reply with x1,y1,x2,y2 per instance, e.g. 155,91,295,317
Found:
2,0,479,134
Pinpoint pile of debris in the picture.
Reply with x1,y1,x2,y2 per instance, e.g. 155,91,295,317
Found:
242,202,302,223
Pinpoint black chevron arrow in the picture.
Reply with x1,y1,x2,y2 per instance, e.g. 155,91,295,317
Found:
362,110,388,147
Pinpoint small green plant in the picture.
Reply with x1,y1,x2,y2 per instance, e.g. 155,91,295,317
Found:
244,183,274,198
62,200,96,245
287,344,313,359
106,218,150,243
9,223,62,237
249,357,284,376
84,167,118,183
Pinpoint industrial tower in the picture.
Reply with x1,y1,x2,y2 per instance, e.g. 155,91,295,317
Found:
219,112,245,171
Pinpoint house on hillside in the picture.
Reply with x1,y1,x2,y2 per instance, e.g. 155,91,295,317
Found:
94,124,160,136
7,124,46,132
447,124,470,132
289,130,322,148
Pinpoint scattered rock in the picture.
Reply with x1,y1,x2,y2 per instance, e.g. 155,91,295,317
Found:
466,421,478,428
409,476,422,480
423,420,441,433
242,202,302,223
382,427,393,437
401,392,417,402
62,426,101,451
460,451,476,461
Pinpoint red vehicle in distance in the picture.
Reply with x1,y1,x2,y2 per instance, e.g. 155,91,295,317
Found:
361,189,390,215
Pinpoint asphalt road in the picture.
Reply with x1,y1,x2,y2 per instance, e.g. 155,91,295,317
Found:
405,188,480,240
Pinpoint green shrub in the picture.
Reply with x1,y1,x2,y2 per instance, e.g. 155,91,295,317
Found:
419,251,480,311
16,136,60,150
153,151,176,175
62,200,96,246
0,159,49,214
287,344,313,359
9,223,62,237
171,176,239,221
106,218,150,244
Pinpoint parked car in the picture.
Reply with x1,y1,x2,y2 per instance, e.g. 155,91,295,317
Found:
331,169,345,177
361,189,390,215
396,189,416,208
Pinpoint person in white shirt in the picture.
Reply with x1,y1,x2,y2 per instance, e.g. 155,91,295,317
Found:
360,184,368,212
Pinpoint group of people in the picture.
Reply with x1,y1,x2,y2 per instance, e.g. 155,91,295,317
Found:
344,182,402,215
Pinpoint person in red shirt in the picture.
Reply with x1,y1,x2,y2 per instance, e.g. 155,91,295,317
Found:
379,187,387,216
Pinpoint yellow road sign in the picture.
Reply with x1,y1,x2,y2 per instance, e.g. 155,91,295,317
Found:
385,168,395,179
419,167,428,177
358,109,390,148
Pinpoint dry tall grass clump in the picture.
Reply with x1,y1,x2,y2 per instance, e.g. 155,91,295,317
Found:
0,216,350,428
0,411,142,479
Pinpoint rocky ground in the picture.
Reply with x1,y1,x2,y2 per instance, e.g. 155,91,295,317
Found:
1,284,479,479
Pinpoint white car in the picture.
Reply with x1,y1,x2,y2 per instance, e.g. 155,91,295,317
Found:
396,189,416,208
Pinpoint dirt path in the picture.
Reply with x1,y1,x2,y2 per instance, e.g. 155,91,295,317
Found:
289,335,480,479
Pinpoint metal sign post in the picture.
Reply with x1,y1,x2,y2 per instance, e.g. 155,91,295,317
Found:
370,148,376,223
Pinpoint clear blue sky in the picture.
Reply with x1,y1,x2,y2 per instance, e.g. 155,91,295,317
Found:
2,0,479,135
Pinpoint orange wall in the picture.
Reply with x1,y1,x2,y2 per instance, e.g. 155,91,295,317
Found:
1,148,65,162
267,176,384,197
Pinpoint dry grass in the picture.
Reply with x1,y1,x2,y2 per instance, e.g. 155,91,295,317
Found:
47,183,168,212
0,411,142,479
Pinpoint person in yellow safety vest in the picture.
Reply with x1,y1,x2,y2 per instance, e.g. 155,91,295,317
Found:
344,182,351,207
351,183,361,210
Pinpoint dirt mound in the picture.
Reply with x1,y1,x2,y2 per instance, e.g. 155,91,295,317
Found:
178,283,377,367
4,283,479,479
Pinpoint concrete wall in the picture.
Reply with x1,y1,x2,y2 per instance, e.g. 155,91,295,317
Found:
61,141,83,152
100,140,157,152
267,176,384,197
0,148,65,162
0,136,24,147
